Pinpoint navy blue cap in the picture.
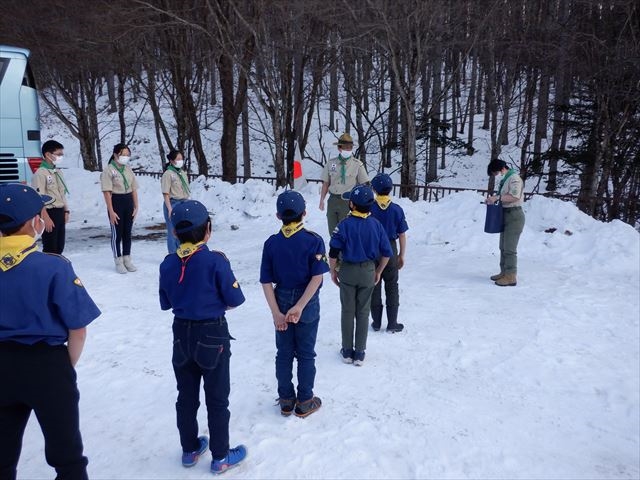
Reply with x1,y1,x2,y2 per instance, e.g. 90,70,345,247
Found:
277,190,306,221
171,200,210,233
0,184,52,230
341,184,374,207
371,173,393,194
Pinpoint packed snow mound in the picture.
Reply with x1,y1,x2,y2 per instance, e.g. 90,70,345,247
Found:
65,168,638,277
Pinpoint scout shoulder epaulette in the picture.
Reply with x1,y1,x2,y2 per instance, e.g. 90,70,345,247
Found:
44,252,71,264
303,229,324,240
212,249,229,262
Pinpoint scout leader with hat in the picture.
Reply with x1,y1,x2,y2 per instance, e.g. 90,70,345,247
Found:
329,184,392,366
260,190,329,418
0,184,101,480
159,200,247,474
319,133,369,235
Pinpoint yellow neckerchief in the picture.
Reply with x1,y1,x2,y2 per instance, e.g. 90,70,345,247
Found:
281,221,304,238
375,194,392,210
176,241,205,259
349,210,370,219
0,235,38,271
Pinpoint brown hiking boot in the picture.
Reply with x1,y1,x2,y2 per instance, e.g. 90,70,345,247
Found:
294,396,322,418
490,272,505,281
495,273,517,286
277,398,295,416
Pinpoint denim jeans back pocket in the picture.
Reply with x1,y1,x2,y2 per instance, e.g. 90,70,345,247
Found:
172,339,189,367
194,341,224,370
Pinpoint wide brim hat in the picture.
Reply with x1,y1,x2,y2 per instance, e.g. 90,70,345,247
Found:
333,133,354,147
171,200,210,233
0,184,52,230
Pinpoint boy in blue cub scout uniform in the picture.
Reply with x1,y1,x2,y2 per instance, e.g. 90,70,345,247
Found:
329,184,392,366
370,173,409,333
159,200,247,474
260,190,329,418
0,184,100,480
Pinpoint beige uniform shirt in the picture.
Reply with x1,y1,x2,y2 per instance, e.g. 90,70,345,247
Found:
161,168,190,200
321,156,369,195
32,166,67,208
100,162,138,194
499,172,524,208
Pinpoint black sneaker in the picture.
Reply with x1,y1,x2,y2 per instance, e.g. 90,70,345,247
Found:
294,396,322,418
340,348,354,364
371,322,381,332
386,323,404,333
277,398,295,416
353,350,365,366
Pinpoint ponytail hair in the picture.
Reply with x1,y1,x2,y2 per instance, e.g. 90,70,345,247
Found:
167,149,183,162
110,143,130,163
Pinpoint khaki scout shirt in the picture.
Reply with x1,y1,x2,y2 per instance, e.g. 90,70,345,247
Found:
321,156,369,195
499,172,524,208
32,165,67,208
161,168,190,200
100,162,138,194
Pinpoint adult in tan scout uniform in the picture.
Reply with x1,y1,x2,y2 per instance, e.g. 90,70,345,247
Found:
31,140,69,254
486,159,525,287
100,143,139,274
318,133,369,235
161,149,190,254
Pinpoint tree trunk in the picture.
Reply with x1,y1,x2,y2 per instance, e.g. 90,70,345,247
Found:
466,52,477,155
242,94,251,180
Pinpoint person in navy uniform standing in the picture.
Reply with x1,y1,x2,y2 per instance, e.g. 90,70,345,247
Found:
159,200,247,474
369,173,409,333
0,184,100,480
260,190,329,418
329,184,392,366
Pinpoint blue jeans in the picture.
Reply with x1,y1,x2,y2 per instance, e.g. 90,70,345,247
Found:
163,200,184,254
274,288,320,402
172,318,231,459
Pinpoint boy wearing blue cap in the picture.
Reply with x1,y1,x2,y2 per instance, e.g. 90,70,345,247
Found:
0,184,101,480
329,184,392,366
260,190,329,417
159,200,247,474
370,173,409,332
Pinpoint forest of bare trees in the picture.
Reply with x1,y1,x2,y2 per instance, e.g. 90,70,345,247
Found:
1,0,638,225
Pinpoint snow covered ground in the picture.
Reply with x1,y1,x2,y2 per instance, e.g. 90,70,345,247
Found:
14,168,639,479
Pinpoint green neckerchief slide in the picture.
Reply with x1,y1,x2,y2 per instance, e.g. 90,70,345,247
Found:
40,162,69,195
168,165,190,196
110,161,130,192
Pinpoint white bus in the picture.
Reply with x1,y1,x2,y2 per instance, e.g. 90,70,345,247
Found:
0,45,42,183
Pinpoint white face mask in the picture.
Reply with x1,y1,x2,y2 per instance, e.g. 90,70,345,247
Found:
117,156,130,165
339,150,352,159
174,160,184,169
53,155,64,165
32,217,45,241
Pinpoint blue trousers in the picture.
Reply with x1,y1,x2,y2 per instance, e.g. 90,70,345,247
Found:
172,318,231,459
274,288,320,402
163,200,183,254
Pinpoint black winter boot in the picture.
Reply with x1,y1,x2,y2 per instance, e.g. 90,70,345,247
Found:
386,305,404,333
371,305,383,331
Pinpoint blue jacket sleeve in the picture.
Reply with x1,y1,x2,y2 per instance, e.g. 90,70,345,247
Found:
52,263,101,329
215,255,246,309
